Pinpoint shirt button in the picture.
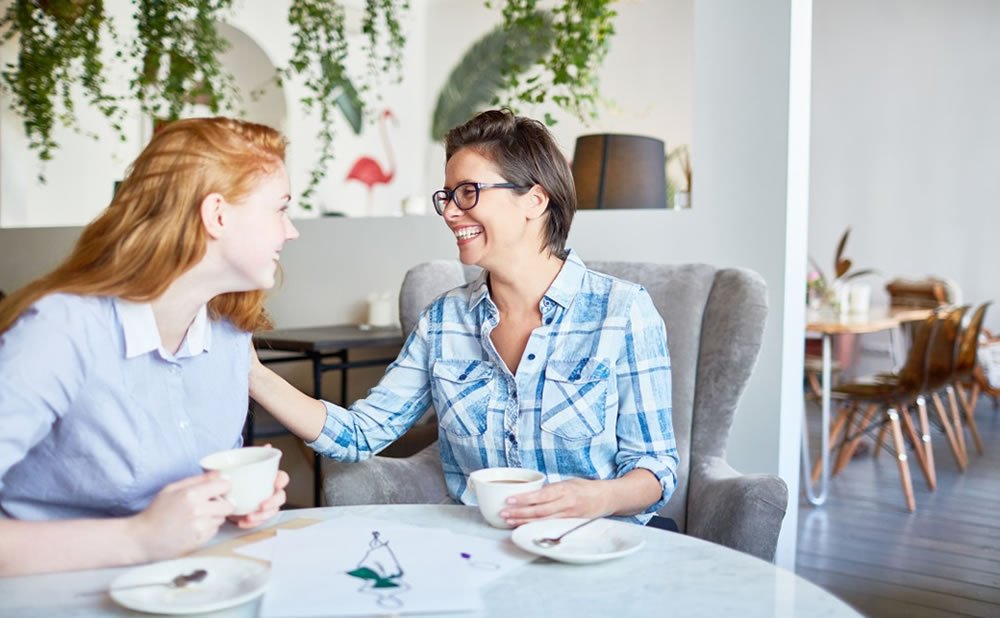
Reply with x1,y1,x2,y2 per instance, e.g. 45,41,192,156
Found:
527,353,536,361
545,318,553,325
507,433,517,444
179,420,190,429
170,366,180,374
458,373,468,380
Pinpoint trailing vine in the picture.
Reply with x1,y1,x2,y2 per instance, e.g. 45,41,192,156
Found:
0,0,124,174
361,0,408,91
283,0,350,207
489,0,616,124
131,0,237,120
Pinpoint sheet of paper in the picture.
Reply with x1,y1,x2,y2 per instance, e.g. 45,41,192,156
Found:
239,515,536,589
260,524,482,617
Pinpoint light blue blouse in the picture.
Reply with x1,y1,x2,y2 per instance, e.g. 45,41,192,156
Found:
0,294,250,520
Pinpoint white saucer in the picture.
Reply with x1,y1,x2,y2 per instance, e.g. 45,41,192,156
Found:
109,556,270,615
510,518,646,564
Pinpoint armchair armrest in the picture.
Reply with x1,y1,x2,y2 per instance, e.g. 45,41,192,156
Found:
320,442,449,506
685,455,788,562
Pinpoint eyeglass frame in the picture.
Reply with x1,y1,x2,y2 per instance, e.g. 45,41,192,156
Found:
431,181,531,216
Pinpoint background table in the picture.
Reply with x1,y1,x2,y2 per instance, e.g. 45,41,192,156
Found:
802,307,932,506
0,505,860,617
252,324,404,505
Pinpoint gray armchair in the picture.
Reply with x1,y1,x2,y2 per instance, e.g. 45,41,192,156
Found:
321,260,787,561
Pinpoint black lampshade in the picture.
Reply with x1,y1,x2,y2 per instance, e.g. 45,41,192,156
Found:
571,134,667,210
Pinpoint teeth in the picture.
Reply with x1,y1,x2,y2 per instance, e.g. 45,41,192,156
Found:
455,228,482,240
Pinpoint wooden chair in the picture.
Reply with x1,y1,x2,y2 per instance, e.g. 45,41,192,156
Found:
971,331,1000,410
886,278,952,309
812,313,940,511
951,303,992,455
918,306,972,469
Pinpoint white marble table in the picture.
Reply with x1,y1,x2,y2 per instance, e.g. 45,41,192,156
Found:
0,505,860,617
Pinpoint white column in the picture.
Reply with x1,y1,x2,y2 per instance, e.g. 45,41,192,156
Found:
693,0,811,568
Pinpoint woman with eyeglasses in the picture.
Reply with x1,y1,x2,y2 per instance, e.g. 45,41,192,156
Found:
250,109,677,526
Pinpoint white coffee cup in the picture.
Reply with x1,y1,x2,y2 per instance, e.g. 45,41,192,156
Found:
199,446,282,516
469,467,545,529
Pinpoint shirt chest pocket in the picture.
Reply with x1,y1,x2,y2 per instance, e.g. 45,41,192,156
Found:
541,359,612,440
432,360,495,437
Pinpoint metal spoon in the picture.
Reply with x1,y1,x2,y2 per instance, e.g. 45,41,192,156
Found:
110,569,208,592
532,515,608,548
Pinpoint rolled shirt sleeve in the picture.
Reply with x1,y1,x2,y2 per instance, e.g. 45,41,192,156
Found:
307,315,434,461
613,288,678,514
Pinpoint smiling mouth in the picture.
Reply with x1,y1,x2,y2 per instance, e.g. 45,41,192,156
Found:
454,227,482,241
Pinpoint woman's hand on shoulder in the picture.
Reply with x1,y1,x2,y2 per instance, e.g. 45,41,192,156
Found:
498,478,611,527
128,472,234,562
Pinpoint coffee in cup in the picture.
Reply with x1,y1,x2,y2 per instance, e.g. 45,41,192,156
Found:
469,467,545,528
199,446,282,516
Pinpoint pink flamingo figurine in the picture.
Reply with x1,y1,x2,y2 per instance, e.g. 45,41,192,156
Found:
345,109,397,214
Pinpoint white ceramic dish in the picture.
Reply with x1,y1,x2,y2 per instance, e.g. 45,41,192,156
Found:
510,518,646,565
109,556,269,615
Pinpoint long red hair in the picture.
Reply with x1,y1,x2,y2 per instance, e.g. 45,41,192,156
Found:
0,117,287,335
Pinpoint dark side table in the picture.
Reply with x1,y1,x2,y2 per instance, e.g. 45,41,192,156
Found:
250,324,404,506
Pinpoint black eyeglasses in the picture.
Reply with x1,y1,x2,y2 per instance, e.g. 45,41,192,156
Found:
431,182,529,215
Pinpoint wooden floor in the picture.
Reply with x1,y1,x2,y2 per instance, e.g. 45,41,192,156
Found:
797,390,1000,617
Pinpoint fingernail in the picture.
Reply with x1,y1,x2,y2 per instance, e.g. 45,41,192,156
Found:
499,511,509,518
506,519,516,526
506,497,517,505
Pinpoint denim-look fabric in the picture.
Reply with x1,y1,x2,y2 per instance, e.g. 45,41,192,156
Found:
0,294,248,520
309,252,678,523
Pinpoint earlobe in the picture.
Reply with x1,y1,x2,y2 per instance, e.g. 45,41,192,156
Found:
525,185,550,221
200,193,226,239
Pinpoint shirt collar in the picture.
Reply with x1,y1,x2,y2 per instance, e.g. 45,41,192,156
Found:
464,248,587,311
114,299,211,359
544,249,587,309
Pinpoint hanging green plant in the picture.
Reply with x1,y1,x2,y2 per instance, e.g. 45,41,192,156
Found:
285,0,407,209
0,0,125,175
361,0,408,91
130,0,238,120
489,0,616,124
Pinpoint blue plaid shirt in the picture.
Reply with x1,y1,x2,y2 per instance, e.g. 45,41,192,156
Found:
309,251,677,522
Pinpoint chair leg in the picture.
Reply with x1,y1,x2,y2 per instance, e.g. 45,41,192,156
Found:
812,406,850,486
932,392,967,471
955,382,985,456
888,408,916,512
946,387,969,464
874,421,889,460
835,404,877,475
898,403,933,491
915,396,936,491
831,404,859,477
806,372,822,400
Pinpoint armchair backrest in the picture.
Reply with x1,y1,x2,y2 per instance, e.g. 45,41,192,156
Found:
397,260,768,532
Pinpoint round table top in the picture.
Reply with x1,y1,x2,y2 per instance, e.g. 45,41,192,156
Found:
0,504,859,617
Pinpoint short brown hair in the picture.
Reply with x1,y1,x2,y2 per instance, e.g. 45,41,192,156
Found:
445,109,575,257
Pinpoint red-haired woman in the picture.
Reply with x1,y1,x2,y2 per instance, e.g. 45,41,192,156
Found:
0,117,298,575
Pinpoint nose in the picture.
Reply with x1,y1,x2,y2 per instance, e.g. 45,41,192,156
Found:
441,196,463,219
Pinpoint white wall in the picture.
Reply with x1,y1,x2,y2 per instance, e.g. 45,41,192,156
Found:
0,0,429,225
810,0,1000,331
